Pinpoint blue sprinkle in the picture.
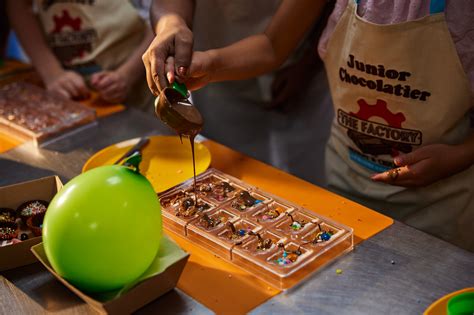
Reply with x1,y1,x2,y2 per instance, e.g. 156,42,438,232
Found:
321,232,331,241
283,251,288,258
255,200,263,204
238,229,246,236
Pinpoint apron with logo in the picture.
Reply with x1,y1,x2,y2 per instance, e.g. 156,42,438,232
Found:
322,0,474,251
35,0,151,109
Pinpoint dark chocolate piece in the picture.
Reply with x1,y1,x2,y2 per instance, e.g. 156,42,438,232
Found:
0,208,17,223
0,221,19,240
26,212,45,237
17,200,48,224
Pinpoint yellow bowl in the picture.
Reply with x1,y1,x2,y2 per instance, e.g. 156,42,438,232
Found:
82,135,211,193
424,288,474,315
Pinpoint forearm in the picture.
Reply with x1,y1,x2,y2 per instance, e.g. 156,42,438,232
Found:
150,0,195,32
207,0,325,83
117,27,154,84
6,0,63,80
207,35,280,82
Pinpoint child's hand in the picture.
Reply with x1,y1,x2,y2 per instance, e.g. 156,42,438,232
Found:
371,144,470,187
46,70,90,100
90,70,129,103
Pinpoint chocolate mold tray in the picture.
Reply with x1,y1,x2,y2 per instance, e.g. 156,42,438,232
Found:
0,82,96,145
160,190,217,235
158,168,353,290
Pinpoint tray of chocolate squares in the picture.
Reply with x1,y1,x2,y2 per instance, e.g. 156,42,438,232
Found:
158,169,354,290
0,82,96,145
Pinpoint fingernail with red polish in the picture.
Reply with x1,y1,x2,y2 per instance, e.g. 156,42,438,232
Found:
178,67,187,76
394,157,402,166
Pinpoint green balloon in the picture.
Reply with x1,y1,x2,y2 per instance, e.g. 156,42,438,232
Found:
43,165,162,293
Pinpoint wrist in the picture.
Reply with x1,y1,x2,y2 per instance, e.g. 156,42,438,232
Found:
116,66,134,88
154,13,188,35
36,59,64,85
206,49,219,83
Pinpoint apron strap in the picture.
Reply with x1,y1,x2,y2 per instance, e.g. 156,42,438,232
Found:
353,0,445,14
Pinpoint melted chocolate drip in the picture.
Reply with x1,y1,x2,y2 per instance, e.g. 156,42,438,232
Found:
155,87,204,202
156,88,203,136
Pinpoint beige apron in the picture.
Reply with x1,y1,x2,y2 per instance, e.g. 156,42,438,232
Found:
323,0,474,251
35,0,145,70
35,0,152,109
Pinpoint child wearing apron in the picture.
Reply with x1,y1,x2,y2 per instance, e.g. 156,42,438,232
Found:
179,0,474,251
8,0,152,109
320,0,474,251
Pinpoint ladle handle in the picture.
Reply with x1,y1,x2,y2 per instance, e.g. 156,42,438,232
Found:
172,82,189,98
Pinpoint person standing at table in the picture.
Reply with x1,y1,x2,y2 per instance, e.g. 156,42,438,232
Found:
6,0,153,107
145,0,474,251
142,0,335,186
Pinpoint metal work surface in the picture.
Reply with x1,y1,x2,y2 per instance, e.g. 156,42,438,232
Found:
251,221,474,315
1,109,473,314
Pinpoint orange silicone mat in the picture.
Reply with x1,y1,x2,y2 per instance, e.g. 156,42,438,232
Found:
166,140,394,314
0,132,22,153
79,92,126,118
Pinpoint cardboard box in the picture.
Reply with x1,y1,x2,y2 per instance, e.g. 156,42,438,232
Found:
32,236,189,314
0,176,63,271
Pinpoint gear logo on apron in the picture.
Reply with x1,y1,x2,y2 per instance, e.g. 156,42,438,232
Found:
337,98,422,172
47,9,98,64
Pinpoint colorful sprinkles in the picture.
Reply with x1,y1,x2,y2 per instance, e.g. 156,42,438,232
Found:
174,196,211,218
261,207,280,221
231,191,262,211
303,224,334,245
0,222,18,240
225,221,251,240
248,232,273,251
200,213,228,229
19,200,47,218
274,244,303,265
287,213,306,231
